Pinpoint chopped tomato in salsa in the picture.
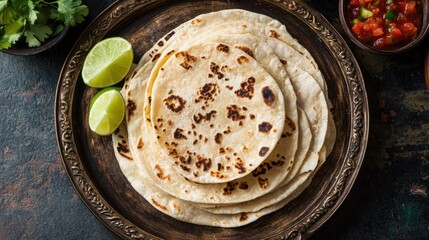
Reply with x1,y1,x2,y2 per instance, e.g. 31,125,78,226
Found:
348,0,422,49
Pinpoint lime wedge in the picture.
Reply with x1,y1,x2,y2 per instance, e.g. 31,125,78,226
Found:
82,37,133,88
89,88,125,136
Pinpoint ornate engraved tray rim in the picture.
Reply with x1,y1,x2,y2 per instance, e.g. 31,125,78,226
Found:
55,0,369,239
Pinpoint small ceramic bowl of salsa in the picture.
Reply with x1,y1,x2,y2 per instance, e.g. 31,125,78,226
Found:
339,0,429,54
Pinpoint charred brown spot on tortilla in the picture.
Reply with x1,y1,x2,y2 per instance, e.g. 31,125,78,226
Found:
214,133,223,144
259,147,269,157
195,155,211,171
262,86,276,106
208,73,214,78
239,213,249,222
235,46,255,58
155,164,171,181
193,171,199,177
180,165,191,172
280,59,288,65
286,116,296,132
176,51,197,70
239,182,249,190
137,137,144,149
157,40,164,47
282,132,292,138
127,100,136,118
258,122,273,133
117,142,133,161
216,44,230,53
193,139,198,145
269,30,281,39
272,160,285,166
173,128,187,140
226,85,233,90
252,162,273,177
164,95,186,113
191,18,202,24
222,182,238,195
164,31,175,41
221,65,230,72
178,155,192,164
173,202,180,212
196,83,219,103
168,148,178,156
235,77,255,99
210,171,227,179
237,56,249,64
166,50,175,57
222,126,231,135
117,142,129,153
151,198,168,212
217,163,224,171
193,110,217,124
152,53,161,62
258,177,269,189
234,158,246,174
249,114,256,120
239,121,243,126
210,62,224,79
227,105,246,121
219,148,226,154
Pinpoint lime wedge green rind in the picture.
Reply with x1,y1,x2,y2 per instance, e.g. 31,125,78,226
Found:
89,88,125,136
82,37,134,88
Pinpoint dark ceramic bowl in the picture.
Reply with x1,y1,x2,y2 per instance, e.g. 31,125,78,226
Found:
339,0,429,54
2,27,69,56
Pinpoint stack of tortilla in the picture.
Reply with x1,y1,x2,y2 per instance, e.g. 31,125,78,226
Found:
111,9,336,227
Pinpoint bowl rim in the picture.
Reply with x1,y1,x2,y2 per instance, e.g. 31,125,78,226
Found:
339,0,429,54
1,27,69,56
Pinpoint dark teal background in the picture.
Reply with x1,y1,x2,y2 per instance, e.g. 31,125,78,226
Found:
1,1,428,239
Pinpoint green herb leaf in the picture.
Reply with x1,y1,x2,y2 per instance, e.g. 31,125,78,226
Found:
23,24,53,47
0,26,21,49
11,0,38,24
0,0,14,24
0,0,88,49
57,0,89,26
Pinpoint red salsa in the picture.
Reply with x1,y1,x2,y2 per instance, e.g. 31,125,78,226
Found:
347,0,422,49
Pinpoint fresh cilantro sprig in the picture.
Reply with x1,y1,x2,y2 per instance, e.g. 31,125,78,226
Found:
0,0,88,50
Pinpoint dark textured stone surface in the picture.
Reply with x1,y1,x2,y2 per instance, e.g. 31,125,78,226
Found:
1,0,428,239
